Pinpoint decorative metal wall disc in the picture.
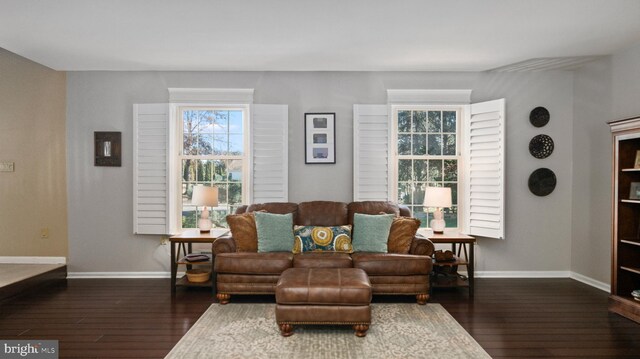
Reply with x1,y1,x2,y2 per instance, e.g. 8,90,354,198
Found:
529,134,554,159
528,168,557,196
530,107,550,127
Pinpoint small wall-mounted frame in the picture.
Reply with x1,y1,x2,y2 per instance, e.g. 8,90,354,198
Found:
95,131,122,167
305,113,336,164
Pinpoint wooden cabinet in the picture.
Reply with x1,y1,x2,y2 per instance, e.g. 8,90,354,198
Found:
609,116,640,323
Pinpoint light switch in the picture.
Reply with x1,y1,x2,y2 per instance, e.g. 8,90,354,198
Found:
0,162,14,172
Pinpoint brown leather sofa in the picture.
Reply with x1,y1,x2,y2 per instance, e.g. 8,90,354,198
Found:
213,201,435,304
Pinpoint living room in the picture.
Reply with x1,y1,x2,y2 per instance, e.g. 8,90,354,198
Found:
2,1,640,358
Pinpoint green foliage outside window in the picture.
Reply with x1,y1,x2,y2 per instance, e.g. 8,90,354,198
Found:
180,109,245,229
397,110,459,228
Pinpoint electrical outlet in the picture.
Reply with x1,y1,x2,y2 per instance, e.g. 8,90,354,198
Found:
0,162,14,172
40,228,49,238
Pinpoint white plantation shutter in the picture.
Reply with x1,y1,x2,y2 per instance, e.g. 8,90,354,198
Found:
133,103,172,235
353,104,391,201
463,99,506,239
251,104,288,203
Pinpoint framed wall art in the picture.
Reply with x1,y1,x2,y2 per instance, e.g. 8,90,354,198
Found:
95,131,122,167
304,113,336,164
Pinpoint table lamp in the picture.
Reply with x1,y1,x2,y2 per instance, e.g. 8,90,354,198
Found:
191,185,219,232
424,187,452,234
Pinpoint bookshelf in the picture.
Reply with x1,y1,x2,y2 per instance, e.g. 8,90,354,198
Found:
609,116,640,323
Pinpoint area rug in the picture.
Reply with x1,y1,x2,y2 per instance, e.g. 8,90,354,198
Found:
165,303,490,359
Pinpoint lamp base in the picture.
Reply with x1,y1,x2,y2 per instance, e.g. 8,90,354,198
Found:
198,218,212,233
430,218,446,234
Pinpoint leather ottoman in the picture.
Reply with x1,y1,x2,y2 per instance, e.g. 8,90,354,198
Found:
275,267,372,337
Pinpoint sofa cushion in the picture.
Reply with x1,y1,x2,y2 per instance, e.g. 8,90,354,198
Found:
255,212,295,252
226,212,258,252
351,253,431,276
214,252,293,275
293,252,353,268
347,201,400,225
293,225,353,253
351,213,394,253
387,217,421,254
296,201,348,226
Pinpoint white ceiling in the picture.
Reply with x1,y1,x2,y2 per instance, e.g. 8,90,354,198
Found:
1,0,640,71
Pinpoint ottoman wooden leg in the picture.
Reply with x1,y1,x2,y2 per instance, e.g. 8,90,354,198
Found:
216,293,230,305
354,324,369,337
416,293,429,305
279,323,294,337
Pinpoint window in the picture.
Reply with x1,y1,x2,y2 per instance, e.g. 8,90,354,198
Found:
133,90,289,236
178,107,248,229
393,107,460,228
354,98,504,239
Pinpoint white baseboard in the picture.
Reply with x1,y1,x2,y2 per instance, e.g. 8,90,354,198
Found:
475,270,571,278
67,272,173,279
0,256,66,264
475,270,609,292
66,270,611,292
569,271,610,292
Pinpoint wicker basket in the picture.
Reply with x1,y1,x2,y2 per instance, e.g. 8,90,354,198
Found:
186,269,210,283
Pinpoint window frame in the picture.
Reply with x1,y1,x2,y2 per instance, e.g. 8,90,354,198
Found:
171,104,251,231
390,104,466,230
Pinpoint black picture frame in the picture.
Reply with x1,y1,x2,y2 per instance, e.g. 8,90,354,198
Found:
304,113,336,164
94,131,122,167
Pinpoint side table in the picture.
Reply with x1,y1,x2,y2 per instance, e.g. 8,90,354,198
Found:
419,229,476,296
169,228,228,294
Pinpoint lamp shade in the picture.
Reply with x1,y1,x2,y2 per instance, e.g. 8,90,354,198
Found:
423,187,452,208
191,185,219,207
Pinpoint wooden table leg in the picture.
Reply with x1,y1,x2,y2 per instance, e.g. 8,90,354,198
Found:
469,242,474,297
180,243,192,271
170,242,177,293
211,243,217,296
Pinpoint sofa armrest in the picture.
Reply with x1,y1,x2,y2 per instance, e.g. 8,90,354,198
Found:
410,237,435,256
213,236,236,254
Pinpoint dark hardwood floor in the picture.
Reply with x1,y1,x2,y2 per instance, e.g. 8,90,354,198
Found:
0,265,66,302
1,278,639,358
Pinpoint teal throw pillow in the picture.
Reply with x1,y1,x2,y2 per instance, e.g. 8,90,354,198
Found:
352,213,395,253
293,225,353,254
255,212,295,252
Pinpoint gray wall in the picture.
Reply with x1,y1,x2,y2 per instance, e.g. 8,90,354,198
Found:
572,42,640,284
67,71,574,273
